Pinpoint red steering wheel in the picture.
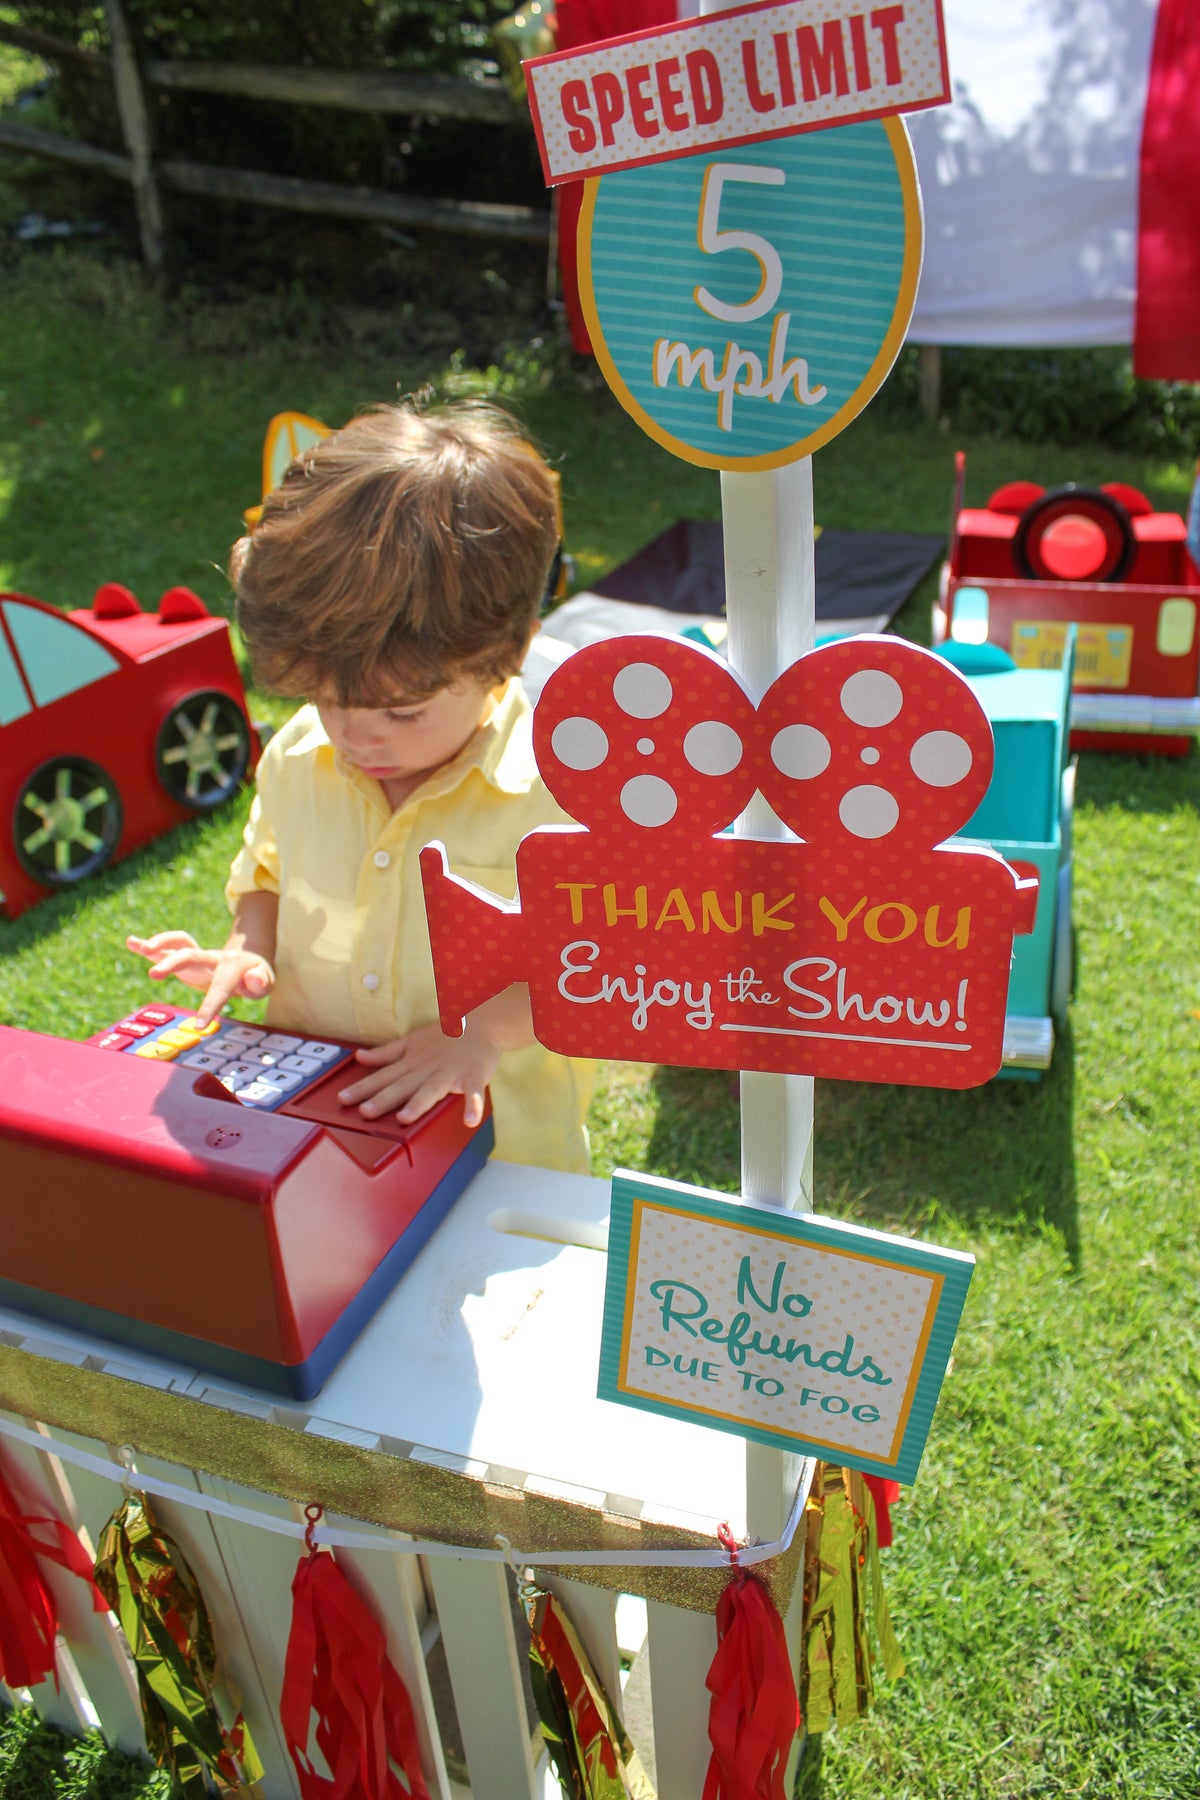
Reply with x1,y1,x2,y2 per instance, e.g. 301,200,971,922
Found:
1012,484,1135,583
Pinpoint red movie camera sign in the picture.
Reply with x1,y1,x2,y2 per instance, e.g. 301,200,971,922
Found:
525,0,950,185
422,636,1037,1089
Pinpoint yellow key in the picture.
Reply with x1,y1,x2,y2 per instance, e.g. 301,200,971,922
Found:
134,1040,181,1059
180,1016,222,1036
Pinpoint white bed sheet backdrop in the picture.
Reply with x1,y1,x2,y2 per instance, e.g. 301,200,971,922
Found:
906,0,1159,347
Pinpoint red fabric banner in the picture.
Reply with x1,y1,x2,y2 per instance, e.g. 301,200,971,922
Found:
1134,0,1200,380
553,0,676,353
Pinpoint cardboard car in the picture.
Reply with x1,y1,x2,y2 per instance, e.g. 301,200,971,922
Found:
935,452,1200,754
938,633,1075,1076
0,584,256,920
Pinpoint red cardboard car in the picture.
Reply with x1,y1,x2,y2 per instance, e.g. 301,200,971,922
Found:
0,583,256,921
935,453,1200,755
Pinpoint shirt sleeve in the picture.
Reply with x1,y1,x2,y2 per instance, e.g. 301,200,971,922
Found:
225,763,281,909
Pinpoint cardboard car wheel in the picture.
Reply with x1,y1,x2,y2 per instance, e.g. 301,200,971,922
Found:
14,756,123,887
155,690,251,810
756,636,995,850
1013,484,1136,584
533,634,758,835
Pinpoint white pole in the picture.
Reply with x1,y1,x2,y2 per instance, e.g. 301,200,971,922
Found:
698,0,817,1557
722,460,816,1220
722,460,816,1550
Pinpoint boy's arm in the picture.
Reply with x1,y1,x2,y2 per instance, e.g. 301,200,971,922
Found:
338,983,535,1128
126,889,279,1026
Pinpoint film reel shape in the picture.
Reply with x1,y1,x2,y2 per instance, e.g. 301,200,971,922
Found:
533,635,758,837
535,632,993,846
756,636,994,849
422,633,1036,1090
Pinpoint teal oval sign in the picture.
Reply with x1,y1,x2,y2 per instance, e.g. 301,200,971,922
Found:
579,118,921,470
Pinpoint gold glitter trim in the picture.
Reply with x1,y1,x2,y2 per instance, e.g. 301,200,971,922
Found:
0,1346,803,1614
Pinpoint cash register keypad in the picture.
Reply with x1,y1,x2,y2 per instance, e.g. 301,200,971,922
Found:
97,1008,354,1109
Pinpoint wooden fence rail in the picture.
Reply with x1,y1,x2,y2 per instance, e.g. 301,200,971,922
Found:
0,117,550,243
0,8,548,272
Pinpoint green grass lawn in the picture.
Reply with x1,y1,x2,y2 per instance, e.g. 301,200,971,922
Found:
0,248,1197,1799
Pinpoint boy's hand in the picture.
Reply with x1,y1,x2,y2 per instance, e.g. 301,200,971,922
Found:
338,1021,497,1129
337,987,535,1129
125,932,275,1027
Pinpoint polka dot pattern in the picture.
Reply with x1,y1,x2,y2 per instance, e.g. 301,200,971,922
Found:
491,826,1027,1088
538,634,993,846
528,0,949,182
422,632,1027,1093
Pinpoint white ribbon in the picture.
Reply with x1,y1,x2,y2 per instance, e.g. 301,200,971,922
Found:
0,1411,806,1570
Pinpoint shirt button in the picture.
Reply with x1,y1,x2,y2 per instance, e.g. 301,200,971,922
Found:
373,850,390,869
361,973,380,992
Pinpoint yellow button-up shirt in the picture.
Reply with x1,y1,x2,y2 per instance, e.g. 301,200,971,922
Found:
226,680,593,1173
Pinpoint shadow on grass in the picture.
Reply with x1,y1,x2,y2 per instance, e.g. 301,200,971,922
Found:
1074,743,1200,815
815,1020,1079,1263
644,1065,742,1194
643,1030,1079,1265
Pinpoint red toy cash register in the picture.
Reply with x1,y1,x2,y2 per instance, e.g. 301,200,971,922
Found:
0,1006,492,1397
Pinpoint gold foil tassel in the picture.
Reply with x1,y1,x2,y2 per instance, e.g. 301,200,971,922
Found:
527,1587,657,1800
801,1463,904,1732
94,1490,264,1798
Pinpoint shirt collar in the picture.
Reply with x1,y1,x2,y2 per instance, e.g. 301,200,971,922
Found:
472,678,538,797
281,679,538,804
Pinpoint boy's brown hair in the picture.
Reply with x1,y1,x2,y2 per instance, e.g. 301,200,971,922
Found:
230,400,559,705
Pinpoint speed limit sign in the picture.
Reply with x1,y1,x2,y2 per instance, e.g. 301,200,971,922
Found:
578,114,921,470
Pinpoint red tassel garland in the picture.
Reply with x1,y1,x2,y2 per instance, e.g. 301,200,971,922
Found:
281,1511,431,1800
0,1452,105,1689
703,1529,799,1800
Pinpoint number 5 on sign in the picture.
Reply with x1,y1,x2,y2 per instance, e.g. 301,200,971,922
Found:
695,163,786,323
579,116,922,471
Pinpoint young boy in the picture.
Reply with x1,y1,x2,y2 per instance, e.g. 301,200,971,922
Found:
127,401,593,1174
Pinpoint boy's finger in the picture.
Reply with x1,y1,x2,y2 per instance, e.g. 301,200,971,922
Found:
144,948,211,982
338,1065,407,1107
360,1079,416,1119
127,931,197,956
395,1075,454,1125
353,1040,406,1067
193,979,236,1027
145,958,203,984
